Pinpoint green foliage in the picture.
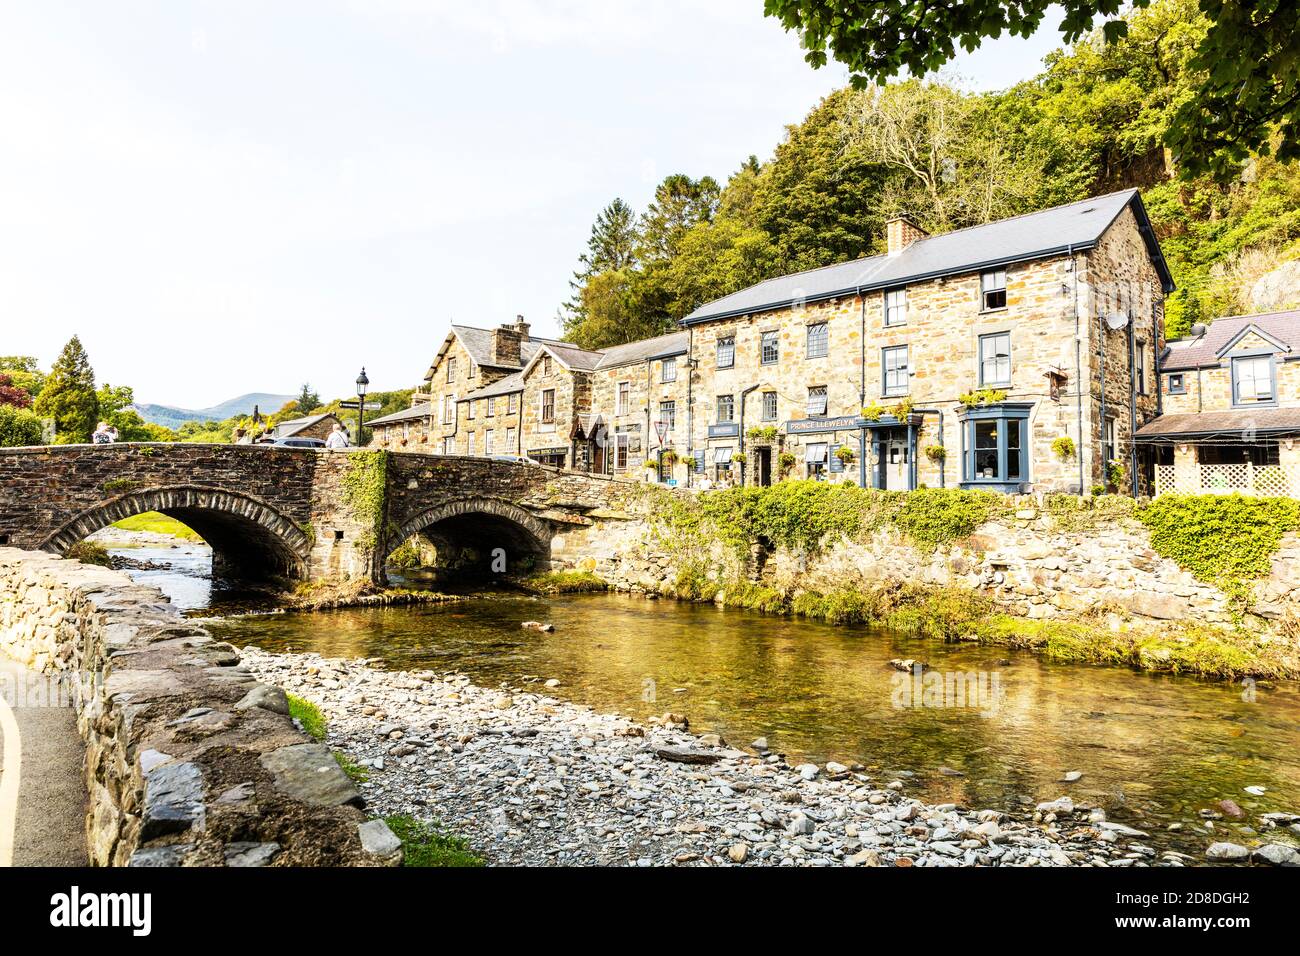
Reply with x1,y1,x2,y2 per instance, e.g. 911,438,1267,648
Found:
65,540,111,566
101,478,141,493
383,815,484,868
1105,458,1126,488
34,336,97,443
1051,436,1076,460
1137,494,1300,605
519,570,608,594
791,588,874,624
957,388,1007,409
860,402,884,422
386,539,422,570
888,487,1002,548
923,444,946,464
287,694,327,741
334,751,369,784
341,451,389,556
747,426,779,442
0,356,45,400
111,512,204,541
0,404,44,447
777,452,797,472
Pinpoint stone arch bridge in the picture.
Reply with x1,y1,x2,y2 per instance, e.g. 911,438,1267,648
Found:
0,444,625,584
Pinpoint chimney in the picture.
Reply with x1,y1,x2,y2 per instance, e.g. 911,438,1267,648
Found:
513,314,531,340
491,322,524,367
886,214,927,256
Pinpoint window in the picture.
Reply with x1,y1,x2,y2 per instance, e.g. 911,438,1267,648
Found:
542,355,552,376
442,436,454,455
466,432,475,456
713,446,733,480
505,427,516,451
485,429,495,455
762,391,778,421
805,442,828,479
508,392,519,414
661,356,677,383
447,357,457,382
402,421,410,439
761,330,780,365
716,394,734,422
961,408,1029,489
981,270,1007,311
1232,355,1274,404
717,336,735,369
442,394,456,425
979,332,1011,386
1167,372,1186,395
1103,416,1118,464
617,381,630,415
884,288,908,327
613,433,629,471
806,385,828,417
467,400,476,420
883,345,909,397
1135,340,1147,395
468,363,476,380
659,400,676,432
487,397,496,417
540,388,555,424
806,322,828,359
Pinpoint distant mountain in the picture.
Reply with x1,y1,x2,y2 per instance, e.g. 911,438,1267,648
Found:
133,392,296,429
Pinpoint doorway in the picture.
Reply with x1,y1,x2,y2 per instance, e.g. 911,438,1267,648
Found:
877,429,911,490
755,447,772,486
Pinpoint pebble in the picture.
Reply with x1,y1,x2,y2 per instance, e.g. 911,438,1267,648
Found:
236,647,1169,869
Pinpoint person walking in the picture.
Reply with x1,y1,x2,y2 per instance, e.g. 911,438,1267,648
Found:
325,422,350,450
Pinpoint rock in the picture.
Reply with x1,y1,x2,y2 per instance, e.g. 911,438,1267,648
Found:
651,746,721,765
1205,842,1250,862
1251,843,1300,867
1061,771,1083,783
1118,592,1182,620
1244,785,1267,796
544,678,561,688
825,761,850,776
1036,797,1074,815
224,842,281,867
358,819,403,863
216,782,255,804
848,848,881,867
234,683,290,715
259,743,363,808
140,762,205,839
750,737,768,752
1217,799,1245,818
787,812,815,835
127,844,194,867
1249,259,1300,312
521,621,555,633
938,766,965,777
1095,821,1149,838
728,843,748,863
697,733,723,748
493,696,513,709
796,763,820,781
888,659,927,672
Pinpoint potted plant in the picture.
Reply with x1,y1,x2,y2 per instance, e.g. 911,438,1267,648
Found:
1052,436,1076,461
861,401,884,422
924,445,946,464
778,452,796,474
731,452,747,465
834,446,855,466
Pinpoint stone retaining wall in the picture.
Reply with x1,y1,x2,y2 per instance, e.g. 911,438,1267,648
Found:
0,548,400,866
553,496,1300,630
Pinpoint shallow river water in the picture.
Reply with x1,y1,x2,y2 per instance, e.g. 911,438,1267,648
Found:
113,542,1300,855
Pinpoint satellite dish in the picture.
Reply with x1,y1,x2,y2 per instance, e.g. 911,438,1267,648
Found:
1105,311,1129,331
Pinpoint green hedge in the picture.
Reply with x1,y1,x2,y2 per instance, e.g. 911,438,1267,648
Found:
0,405,43,447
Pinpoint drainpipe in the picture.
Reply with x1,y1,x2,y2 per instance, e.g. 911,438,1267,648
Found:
686,325,695,488
912,409,944,488
1098,305,1108,487
739,383,759,486
1070,246,1085,495
1128,305,1139,498
859,293,868,489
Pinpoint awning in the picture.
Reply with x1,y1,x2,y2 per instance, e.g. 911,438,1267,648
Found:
1135,407,1300,442
713,446,733,463
805,442,828,463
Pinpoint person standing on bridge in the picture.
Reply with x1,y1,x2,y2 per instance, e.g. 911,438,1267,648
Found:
325,422,350,450
91,422,117,444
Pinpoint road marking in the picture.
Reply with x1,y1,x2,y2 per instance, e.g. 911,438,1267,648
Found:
0,685,20,867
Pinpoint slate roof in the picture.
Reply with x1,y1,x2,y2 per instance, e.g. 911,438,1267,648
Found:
450,325,571,370
1135,407,1300,440
1162,309,1300,371
365,403,433,426
683,190,1174,325
271,413,339,437
593,331,688,369
459,372,524,402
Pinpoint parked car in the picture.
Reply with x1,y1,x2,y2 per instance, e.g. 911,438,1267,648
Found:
491,454,540,466
270,437,327,449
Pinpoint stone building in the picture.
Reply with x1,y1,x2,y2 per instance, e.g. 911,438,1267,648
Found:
270,412,346,442
678,188,1173,494
1139,309,1300,497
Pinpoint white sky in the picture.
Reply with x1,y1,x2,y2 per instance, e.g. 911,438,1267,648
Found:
0,1,1066,408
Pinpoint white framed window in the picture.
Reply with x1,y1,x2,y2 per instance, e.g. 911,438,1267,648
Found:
762,391,777,421
712,445,733,479
979,332,1011,387
485,429,495,455
661,356,677,383
542,355,552,376
717,336,735,369
805,442,828,479
486,397,496,417
617,381,630,415
717,394,734,423
761,330,779,365
659,400,676,432
505,426,517,451
1233,355,1274,403
467,400,476,420
540,388,556,424
1136,340,1147,395
884,288,908,327
883,345,909,396
466,432,475,456
806,385,828,416
446,356,457,382
806,322,828,359
442,436,454,455
442,394,457,425
613,432,629,470
402,421,410,439
981,270,1007,311
508,392,519,414
1103,416,1117,464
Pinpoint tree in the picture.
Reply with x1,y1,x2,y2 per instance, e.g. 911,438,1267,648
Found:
563,199,641,334
0,405,43,447
637,174,721,262
0,374,32,409
0,356,45,399
34,336,98,443
96,383,165,442
296,383,321,413
762,0,1300,179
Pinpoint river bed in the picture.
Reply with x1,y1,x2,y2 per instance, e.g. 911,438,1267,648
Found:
107,538,1300,858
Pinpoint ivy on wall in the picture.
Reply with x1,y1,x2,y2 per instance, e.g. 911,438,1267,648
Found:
340,450,389,556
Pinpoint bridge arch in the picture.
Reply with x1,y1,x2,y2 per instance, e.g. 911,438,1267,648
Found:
389,497,553,579
42,485,311,582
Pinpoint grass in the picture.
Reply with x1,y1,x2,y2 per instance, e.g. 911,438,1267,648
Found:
383,814,484,868
334,750,370,784
65,540,111,566
518,570,608,594
111,511,204,541
287,693,327,741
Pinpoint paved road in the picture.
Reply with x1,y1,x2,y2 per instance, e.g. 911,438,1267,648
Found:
0,657,87,866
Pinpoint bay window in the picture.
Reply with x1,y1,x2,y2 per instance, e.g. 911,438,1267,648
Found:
960,404,1030,492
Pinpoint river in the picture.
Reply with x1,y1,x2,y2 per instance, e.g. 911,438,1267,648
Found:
107,539,1300,856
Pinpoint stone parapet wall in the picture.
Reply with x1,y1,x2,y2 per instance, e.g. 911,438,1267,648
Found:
0,549,400,867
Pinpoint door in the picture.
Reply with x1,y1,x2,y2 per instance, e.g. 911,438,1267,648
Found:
755,447,772,486
883,433,910,490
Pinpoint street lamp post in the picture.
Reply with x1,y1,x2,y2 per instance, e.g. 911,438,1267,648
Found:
355,368,369,446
